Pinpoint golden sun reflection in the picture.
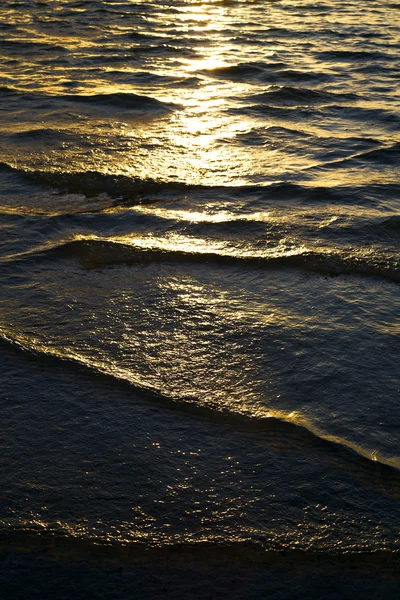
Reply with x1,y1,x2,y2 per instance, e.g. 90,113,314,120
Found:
43,0,274,186
180,54,230,73
133,206,272,224
126,2,259,186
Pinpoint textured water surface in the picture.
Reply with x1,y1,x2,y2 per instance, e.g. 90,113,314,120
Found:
0,1,399,595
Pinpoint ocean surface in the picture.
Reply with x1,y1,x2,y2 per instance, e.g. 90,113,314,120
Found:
0,0,399,596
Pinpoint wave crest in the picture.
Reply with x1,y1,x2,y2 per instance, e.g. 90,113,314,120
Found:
18,237,396,284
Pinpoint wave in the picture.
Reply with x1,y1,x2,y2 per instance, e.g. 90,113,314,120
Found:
7,128,79,144
126,43,198,58
0,162,398,208
316,49,397,62
99,69,200,88
227,125,311,145
12,235,395,284
229,102,400,128
0,85,22,96
230,127,379,157
0,162,191,202
248,85,358,106
305,142,400,171
2,160,399,207
0,40,68,53
77,239,400,282
202,61,286,80
0,88,177,114
377,215,400,235
353,63,399,75
107,31,158,42
1,325,400,481
61,91,178,112
347,142,400,167
327,104,400,126
274,68,333,83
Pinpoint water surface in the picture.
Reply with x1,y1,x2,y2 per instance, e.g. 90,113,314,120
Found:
0,1,399,595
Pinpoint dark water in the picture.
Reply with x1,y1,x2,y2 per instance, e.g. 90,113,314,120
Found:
0,0,399,596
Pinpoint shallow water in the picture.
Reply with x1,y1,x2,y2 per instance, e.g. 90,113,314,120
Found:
0,0,399,590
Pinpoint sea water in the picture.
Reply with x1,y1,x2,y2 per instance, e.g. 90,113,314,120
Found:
0,0,399,597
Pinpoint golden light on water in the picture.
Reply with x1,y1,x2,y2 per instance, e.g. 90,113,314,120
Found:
133,207,271,223
88,1,265,186
9,0,392,187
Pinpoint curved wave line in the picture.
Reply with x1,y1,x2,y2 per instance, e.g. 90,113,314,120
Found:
1,161,399,208
1,324,400,474
43,238,400,284
2,235,399,283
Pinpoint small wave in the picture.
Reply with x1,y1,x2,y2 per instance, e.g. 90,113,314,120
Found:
0,40,67,53
382,215,400,231
329,104,400,126
232,127,379,156
0,85,20,96
0,88,177,114
108,31,158,42
230,102,400,129
28,237,398,283
228,103,316,120
309,142,400,170
7,128,78,143
202,61,286,80
0,163,398,209
275,68,333,83
355,142,400,166
0,163,192,202
353,63,399,76
59,91,178,113
128,43,198,58
228,125,311,146
100,69,200,88
250,181,399,206
373,215,400,237
316,49,396,62
248,85,358,106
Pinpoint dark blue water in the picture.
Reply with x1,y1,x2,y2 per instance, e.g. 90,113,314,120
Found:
0,1,399,597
